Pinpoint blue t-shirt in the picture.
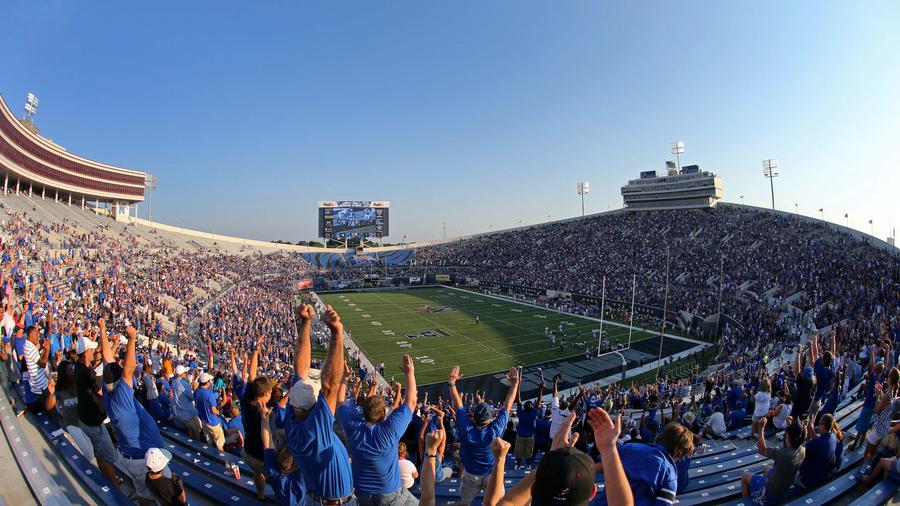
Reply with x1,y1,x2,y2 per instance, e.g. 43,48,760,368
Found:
798,432,836,488
285,393,353,499
593,442,677,506
863,372,879,409
813,359,834,401
229,415,245,439
103,379,165,458
232,376,246,401
265,448,307,506
516,404,538,438
727,408,746,430
194,387,220,426
337,402,413,494
535,418,551,446
456,406,509,476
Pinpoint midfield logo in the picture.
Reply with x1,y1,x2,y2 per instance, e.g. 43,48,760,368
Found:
405,329,451,339
416,306,457,314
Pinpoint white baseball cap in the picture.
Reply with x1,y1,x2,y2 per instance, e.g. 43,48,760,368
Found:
175,365,189,375
145,447,172,473
198,372,213,384
75,335,98,354
289,369,322,410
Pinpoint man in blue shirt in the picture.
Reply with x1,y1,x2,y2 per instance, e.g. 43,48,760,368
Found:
798,413,838,488
448,364,520,504
99,320,165,506
810,330,836,417
850,351,886,451
594,422,694,506
514,386,540,470
194,372,225,451
727,401,747,431
338,353,417,506
286,304,355,504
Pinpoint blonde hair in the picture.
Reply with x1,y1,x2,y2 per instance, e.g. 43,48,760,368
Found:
759,378,771,393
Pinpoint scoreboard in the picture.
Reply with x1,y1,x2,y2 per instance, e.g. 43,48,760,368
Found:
318,201,390,239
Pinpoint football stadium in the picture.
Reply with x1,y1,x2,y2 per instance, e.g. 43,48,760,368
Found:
1,3,899,506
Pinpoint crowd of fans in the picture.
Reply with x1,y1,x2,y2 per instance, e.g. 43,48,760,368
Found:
0,199,898,506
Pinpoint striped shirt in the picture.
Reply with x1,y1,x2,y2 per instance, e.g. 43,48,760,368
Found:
23,340,48,395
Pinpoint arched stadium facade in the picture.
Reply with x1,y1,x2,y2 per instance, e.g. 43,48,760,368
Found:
0,94,146,207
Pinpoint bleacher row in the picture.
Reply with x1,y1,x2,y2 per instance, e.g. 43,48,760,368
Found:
9,377,899,506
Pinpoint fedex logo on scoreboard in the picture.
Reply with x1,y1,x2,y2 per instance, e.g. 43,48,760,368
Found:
318,201,390,208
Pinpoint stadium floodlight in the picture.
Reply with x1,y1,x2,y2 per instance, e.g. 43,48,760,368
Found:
576,181,590,217
671,140,684,172
145,174,159,222
762,159,779,210
24,92,40,120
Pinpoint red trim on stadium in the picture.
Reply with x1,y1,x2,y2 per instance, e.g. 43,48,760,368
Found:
0,94,146,203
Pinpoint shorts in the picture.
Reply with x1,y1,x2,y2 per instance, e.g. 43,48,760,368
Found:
202,421,225,449
514,436,534,459
118,454,153,500
242,449,266,477
867,428,888,446
79,421,119,464
66,424,95,463
855,406,876,433
460,470,490,504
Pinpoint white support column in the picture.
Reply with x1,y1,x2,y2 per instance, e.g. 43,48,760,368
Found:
3,174,7,195
29,183,33,197
81,196,85,210
16,179,20,195
42,187,45,200
68,194,71,206
55,190,58,202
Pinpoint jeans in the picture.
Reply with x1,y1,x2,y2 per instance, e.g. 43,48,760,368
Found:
356,487,418,506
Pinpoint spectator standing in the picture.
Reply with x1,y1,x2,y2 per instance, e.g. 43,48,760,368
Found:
100,322,165,506
338,354,418,506
74,332,119,486
286,305,355,504
449,364,520,504
194,372,225,451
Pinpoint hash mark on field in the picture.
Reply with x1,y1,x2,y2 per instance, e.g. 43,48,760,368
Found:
348,303,356,306
491,304,502,307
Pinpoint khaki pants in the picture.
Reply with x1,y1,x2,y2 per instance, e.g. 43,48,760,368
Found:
202,421,225,449
460,470,490,504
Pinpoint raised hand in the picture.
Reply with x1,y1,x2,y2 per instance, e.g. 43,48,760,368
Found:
587,408,620,450
551,412,580,450
295,304,314,322
506,367,520,385
400,354,414,375
426,429,445,454
448,365,462,384
322,305,342,333
125,326,137,339
491,437,511,459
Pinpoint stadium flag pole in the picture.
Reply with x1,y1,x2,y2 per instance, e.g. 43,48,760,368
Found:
656,246,671,381
627,273,636,349
597,276,606,355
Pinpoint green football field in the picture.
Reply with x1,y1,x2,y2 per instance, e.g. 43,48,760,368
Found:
319,287,656,385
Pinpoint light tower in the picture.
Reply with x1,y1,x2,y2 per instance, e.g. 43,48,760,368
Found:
671,140,684,171
576,181,590,217
23,93,39,120
145,174,159,221
762,159,779,210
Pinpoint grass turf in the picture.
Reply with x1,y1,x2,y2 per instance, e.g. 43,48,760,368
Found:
319,287,656,385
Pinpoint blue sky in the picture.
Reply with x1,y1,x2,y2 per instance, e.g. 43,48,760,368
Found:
1,1,898,242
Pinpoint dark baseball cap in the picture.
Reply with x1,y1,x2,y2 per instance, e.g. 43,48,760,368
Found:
472,403,492,424
531,447,596,506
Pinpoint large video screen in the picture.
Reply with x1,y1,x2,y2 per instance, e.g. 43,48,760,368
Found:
318,201,390,239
